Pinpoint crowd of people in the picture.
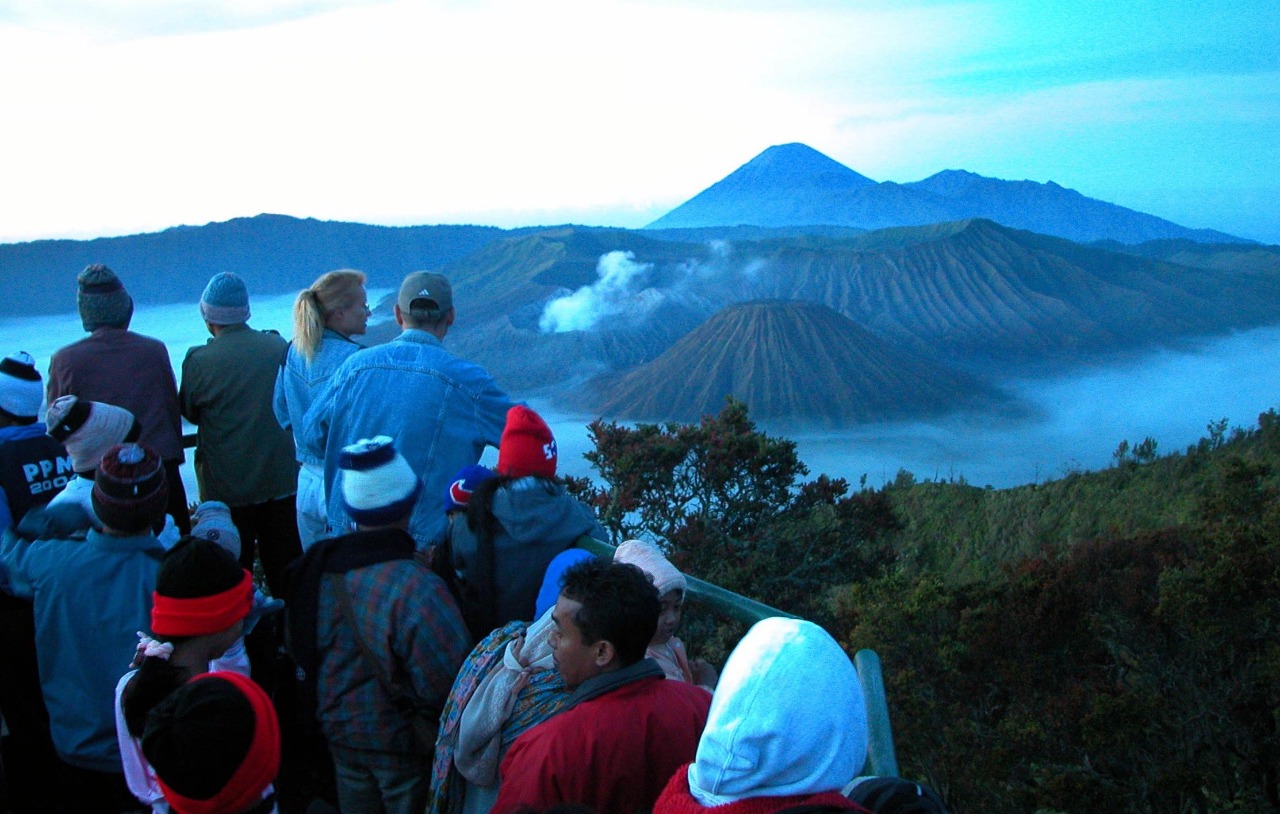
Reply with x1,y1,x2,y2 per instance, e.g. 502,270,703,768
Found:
0,264,946,814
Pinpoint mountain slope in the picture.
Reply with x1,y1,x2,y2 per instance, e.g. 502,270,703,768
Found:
589,300,1002,426
647,144,1249,245
746,219,1280,365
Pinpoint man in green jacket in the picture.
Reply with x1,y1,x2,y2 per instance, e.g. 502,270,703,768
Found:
180,272,300,595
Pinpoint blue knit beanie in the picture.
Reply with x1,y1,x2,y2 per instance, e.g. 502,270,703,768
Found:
200,272,251,325
442,464,495,514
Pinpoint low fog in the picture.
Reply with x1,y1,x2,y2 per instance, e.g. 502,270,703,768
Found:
5,294,1278,492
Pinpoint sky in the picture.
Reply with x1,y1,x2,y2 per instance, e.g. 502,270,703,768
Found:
1,0,1277,245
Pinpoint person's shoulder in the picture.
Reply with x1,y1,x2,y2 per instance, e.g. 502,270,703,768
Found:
653,674,714,709
49,334,101,369
125,331,169,351
182,340,213,362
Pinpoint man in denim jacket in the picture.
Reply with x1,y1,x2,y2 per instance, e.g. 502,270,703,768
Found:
302,272,515,549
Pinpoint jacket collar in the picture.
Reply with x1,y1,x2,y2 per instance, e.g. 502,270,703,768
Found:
567,657,664,709
394,328,444,347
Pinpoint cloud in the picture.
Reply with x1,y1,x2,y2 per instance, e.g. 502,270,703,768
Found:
539,251,665,333
537,244,772,334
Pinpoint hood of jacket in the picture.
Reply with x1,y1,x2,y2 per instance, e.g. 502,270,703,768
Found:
688,617,868,806
491,476,600,545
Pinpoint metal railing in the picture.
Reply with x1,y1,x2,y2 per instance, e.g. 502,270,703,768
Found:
577,535,899,778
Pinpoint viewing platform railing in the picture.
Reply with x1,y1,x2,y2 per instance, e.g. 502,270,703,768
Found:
181,433,898,777
577,535,899,778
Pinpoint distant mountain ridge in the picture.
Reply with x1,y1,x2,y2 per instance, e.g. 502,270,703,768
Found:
0,214,521,318
647,143,1249,245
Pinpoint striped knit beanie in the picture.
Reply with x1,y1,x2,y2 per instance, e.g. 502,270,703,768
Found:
0,351,43,420
91,443,168,533
339,436,421,527
46,395,138,474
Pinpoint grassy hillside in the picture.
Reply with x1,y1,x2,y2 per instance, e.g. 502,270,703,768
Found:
881,411,1280,581
576,400,1280,813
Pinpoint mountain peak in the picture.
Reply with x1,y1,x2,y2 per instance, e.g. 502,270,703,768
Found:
737,143,877,187
912,169,987,197
646,143,875,229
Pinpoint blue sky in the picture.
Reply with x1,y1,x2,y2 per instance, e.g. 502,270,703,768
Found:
1,0,1276,244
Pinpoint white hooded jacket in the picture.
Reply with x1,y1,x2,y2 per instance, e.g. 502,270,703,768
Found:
688,617,869,805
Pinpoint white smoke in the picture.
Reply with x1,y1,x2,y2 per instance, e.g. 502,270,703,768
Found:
539,250,666,333
537,244,771,334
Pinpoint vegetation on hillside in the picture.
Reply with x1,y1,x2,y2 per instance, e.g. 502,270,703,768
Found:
571,399,1280,813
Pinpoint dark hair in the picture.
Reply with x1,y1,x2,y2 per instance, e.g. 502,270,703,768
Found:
464,474,559,541
559,558,659,667
123,536,245,737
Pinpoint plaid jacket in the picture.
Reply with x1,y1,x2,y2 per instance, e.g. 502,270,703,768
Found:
316,557,471,756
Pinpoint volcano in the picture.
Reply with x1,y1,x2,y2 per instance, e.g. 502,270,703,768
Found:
588,299,1001,426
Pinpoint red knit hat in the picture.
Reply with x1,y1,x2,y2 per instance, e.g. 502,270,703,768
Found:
496,405,557,480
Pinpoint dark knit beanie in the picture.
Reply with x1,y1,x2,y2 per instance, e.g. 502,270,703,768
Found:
77,264,133,331
152,537,253,639
142,672,281,814
92,443,168,533
157,536,246,599
496,404,557,480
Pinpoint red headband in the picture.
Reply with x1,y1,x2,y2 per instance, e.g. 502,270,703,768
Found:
151,570,254,638
157,671,281,814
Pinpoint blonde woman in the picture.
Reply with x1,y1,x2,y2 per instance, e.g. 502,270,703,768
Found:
272,269,368,548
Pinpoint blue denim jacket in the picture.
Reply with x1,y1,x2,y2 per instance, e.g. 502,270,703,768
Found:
301,329,516,547
273,329,364,466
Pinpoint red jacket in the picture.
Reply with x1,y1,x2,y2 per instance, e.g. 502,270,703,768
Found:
654,765,871,814
493,673,711,814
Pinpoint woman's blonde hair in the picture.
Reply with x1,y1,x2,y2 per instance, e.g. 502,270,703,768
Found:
292,269,367,363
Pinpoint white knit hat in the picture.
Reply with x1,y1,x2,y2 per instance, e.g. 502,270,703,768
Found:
0,352,43,420
45,395,137,473
339,436,422,527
